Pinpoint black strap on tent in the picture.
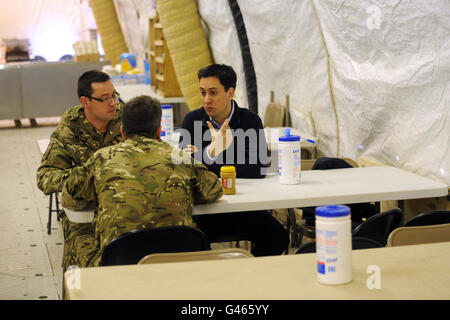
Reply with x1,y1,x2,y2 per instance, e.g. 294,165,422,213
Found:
227,0,258,113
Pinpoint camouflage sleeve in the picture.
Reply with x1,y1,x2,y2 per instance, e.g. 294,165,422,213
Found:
191,162,223,204
61,156,96,211
36,137,77,195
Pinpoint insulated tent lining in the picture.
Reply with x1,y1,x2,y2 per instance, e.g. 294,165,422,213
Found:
156,0,213,111
90,0,128,66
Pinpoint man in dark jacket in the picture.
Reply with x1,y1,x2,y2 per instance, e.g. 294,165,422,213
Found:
179,64,289,256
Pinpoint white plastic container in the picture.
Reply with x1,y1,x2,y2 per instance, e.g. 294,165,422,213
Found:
278,129,301,184
160,130,168,143
161,104,174,138
315,205,352,285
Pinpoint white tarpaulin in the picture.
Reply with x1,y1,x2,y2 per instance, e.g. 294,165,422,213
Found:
0,0,97,61
19,0,444,185
113,0,154,71
197,0,449,186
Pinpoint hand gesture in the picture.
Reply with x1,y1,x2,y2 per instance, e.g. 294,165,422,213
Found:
183,144,198,154
207,119,233,157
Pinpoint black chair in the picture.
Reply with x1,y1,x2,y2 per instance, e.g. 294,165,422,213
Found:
31,55,46,62
59,54,74,61
294,158,377,245
351,236,384,249
295,236,384,254
404,210,450,227
295,241,316,254
100,226,211,266
352,208,403,246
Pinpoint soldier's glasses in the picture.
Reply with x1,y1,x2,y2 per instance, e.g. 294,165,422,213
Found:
88,91,120,103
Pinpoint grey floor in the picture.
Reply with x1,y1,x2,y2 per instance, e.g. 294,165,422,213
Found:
0,121,63,300
0,119,304,300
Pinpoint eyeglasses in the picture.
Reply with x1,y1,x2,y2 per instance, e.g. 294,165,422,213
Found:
88,91,120,103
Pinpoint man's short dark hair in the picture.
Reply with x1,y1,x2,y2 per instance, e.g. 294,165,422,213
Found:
77,70,110,98
198,64,237,91
122,95,162,138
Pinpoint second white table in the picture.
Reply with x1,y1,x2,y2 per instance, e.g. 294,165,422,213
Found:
193,166,448,215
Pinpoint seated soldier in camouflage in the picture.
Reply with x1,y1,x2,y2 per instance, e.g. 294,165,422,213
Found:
36,70,123,269
61,95,223,267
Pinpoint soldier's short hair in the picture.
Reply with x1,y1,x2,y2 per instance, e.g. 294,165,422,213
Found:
198,64,236,92
77,70,110,98
122,95,162,138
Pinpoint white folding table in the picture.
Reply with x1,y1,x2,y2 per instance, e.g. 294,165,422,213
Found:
64,241,450,300
193,166,447,215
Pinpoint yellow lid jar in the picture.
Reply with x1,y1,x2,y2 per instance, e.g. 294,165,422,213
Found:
220,165,236,195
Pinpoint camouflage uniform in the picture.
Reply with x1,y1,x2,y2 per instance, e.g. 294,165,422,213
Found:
61,135,223,268
37,104,123,194
36,104,123,268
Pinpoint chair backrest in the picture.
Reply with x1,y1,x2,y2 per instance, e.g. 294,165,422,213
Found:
264,102,286,127
351,237,384,249
352,208,403,246
295,236,383,254
404,210,450,227
138,248,254,264
341,157,358,168
309,157,376,222
387,223,450,247
264,91,292,128
312,157,354,170
295,241,316,254
301,159,317,171
100,226,211,266
59,54,74,61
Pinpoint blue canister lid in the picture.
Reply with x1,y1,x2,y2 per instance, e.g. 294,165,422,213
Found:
316,205,350,217
120,53,136,60
162,104,173,109
278,128,300,142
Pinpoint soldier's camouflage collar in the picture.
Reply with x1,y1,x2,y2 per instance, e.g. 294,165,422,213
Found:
65,103,123,122
127,134,161,145
65,105,84,121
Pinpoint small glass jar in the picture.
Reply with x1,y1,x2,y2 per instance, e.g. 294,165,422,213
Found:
220,165,236,195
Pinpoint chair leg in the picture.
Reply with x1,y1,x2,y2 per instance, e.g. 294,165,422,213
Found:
287,208,302,248
55,192,60,221
398,201,404,226
62,273,65,300
285,210,292,254
47,193,53,235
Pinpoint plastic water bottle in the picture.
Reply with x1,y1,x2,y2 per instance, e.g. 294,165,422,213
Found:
161,104,174,139
315,205,352,285
278,129,301,184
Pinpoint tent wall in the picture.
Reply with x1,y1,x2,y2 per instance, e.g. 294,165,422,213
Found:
196,0,449,186
90,0,128,66
2,0,447,186
0,0,96,61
